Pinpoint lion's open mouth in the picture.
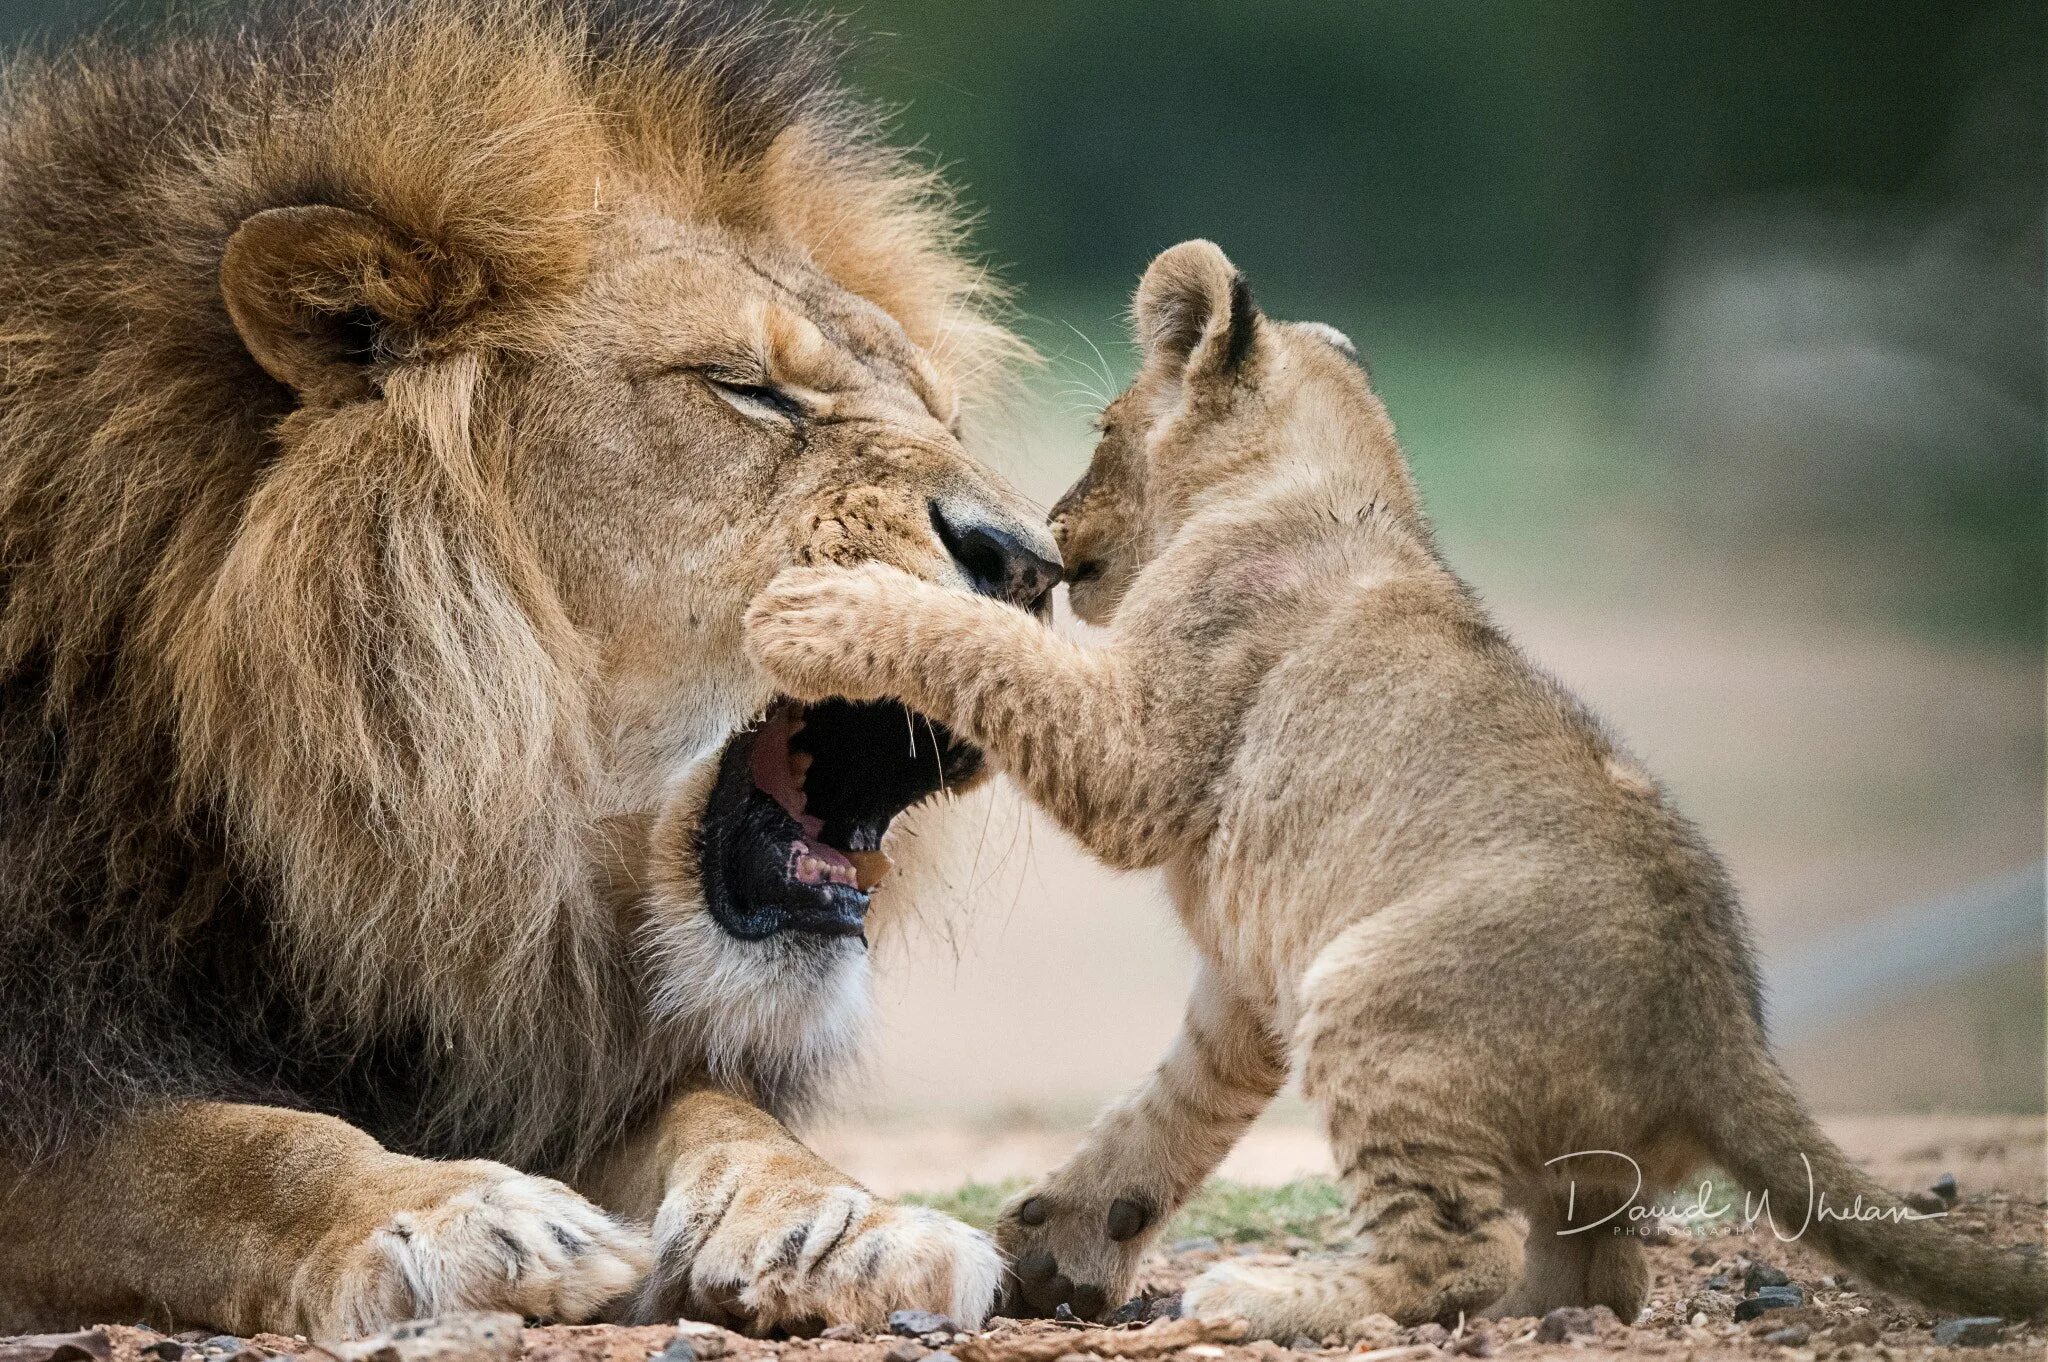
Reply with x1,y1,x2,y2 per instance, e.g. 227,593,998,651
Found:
698,699,983,942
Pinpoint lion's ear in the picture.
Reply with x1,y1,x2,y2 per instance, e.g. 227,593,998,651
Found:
220,206,450,405
1131,239,1261,381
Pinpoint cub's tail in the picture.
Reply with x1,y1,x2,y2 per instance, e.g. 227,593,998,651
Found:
1698,1048,2045,1320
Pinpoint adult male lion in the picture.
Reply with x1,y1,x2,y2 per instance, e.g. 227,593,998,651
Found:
0,0,1055,1337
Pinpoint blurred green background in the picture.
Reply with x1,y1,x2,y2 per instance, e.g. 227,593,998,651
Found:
840,0,2044,643
1,2,2039,1128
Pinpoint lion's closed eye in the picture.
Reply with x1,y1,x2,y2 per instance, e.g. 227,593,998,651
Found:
701,371,805,423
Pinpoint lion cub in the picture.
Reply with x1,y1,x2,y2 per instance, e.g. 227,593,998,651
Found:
746,241,2045,1337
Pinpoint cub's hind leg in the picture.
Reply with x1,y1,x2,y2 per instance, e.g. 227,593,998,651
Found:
1183,922,1526,1338
1492,1189,1647,1320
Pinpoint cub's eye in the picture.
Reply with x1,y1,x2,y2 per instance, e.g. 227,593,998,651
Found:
702,373,804,423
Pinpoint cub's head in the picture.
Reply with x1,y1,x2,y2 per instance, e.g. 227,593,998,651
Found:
1051,240,1406,624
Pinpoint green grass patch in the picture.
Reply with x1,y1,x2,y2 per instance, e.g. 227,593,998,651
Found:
903,1176,1349,1246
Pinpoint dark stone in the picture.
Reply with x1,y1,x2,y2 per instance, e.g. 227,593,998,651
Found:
1105,1198,1150,1242
1742,1261,1791,1294
1733,1286,1805,1321
1930,1172,1960,1206
1760,1325,1810,1347
1106,1297,1151,1327
1149,1294,1184,1321
1704,1272,1736,1291
653,1338,696,1362
1534,1309,1598,1344
1931,1317,2003,1347
1016,1197,1048,1226
144,1346,188,1362
887,1313,957,1339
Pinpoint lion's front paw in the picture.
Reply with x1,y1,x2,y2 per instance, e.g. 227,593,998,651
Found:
994,1183,1158,1321
311,1161,650,1334
744,563,926,704
633,1176,999,1334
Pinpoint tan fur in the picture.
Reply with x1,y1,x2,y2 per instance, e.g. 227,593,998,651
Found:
0,0,1029,1335
746,240,2048,1336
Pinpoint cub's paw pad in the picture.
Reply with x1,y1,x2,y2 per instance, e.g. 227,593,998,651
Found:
335,1168,649,1332
995,1191,1154,1320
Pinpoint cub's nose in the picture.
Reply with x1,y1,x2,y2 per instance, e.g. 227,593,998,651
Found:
929,501,1062,612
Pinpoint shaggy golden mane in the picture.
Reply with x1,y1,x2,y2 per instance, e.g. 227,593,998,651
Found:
0,0,1013,1167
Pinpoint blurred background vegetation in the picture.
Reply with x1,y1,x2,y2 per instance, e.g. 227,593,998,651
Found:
2,2,2039,1133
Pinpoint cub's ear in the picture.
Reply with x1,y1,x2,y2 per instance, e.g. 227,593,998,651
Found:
1132,239,1261,380
220,206,460,405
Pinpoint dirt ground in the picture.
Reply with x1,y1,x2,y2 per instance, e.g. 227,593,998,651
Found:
14,1115,2039,1362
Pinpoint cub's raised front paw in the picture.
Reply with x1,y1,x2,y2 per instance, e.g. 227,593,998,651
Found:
994,1184,1159,1321
313,1160,650,1335
633,1174,999,1334
744,563,927,704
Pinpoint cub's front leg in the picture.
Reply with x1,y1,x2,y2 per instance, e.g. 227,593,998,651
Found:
0,1102,647,1336
996,967,1287,1319
744,564,1171,869
580,1089,999,1333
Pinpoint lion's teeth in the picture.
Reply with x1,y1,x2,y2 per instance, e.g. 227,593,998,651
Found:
849,850,892,892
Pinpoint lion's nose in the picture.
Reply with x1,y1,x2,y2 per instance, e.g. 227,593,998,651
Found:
929,502,1063,613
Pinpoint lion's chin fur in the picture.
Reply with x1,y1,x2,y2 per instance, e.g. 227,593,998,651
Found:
641,910,876,1121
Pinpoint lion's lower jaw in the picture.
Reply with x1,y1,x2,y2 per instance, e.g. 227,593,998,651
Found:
639,908,875,1119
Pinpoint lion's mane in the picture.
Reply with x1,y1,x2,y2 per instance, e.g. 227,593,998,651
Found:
0,0,1009,1169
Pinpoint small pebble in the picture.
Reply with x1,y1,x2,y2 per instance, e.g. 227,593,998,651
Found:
1930,1172,1960,1205
881,1343,924,1362
888,1312,958,1339
1733,1285,1804,1321
819,1326,862,1342
1534,1307,1598,1343
1288,1337,1320,1352
1761,1325,1809,1347
1449,1328,1494,1357
653,1339,696,1362
1410,1323,1449,1346
144,1346,187,1362
1931,1317,2003,1347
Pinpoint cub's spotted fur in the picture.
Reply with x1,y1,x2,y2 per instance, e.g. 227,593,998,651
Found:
747,241,2048,1337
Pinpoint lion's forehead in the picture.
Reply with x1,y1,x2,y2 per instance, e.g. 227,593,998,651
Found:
588,215,941,394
